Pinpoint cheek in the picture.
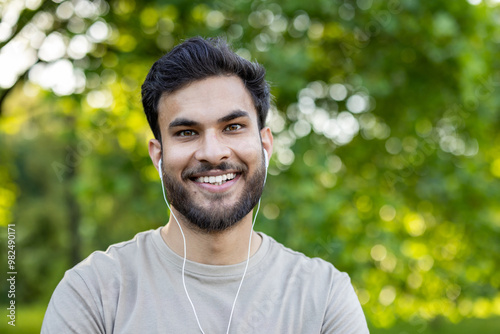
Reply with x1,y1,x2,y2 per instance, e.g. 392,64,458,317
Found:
232,141,262,167
163,148,191,174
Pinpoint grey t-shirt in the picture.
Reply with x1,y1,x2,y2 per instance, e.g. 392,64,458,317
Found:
42,228,369,333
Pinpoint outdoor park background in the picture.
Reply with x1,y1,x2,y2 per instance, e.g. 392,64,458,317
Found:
1,0,500,332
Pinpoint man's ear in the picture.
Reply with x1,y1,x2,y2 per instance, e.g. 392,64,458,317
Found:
148,139,162,173
260,127,273,163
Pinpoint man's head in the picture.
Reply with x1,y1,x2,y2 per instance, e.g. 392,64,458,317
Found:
141,36,270,142
143,37,273,233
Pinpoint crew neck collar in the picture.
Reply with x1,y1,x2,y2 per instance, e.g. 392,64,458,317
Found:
151,226,270,277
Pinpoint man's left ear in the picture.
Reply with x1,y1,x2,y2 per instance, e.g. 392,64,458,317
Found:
260,127,273,163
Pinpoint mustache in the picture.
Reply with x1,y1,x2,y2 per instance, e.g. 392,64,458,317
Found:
181,161,248,179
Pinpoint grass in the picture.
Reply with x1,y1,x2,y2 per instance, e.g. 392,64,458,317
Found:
1,303,45,334
2,303,499,333
368,316,500,334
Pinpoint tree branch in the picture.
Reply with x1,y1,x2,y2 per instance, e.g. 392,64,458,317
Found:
0,84,17,118
0,59,40,117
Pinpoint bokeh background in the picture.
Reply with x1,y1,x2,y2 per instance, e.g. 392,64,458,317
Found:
1,0,500,332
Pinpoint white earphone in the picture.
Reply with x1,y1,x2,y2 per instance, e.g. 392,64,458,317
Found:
158,158,163,178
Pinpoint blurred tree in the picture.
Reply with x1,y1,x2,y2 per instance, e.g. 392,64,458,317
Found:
1,0,500,330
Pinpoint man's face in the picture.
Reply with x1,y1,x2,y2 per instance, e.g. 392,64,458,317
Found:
153,75,272,232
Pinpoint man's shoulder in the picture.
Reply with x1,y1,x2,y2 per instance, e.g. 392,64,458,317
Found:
70,228,160,277
259,233,368,329
260,232,346,281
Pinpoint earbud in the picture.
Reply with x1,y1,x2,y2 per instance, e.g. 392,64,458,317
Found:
263,150,269,187
158,158,163,179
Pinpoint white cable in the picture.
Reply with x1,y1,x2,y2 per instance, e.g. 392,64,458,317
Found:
160,170,264,334
160,175,206,334
225,198,261,334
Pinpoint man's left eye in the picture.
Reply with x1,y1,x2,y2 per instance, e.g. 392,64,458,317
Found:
225,124,242,131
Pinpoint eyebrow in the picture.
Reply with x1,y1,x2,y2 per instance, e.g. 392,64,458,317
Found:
169,118,200,129
217,110,250,123
168,110,250,129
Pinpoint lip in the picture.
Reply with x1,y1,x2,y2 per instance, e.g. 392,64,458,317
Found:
191,173,241,193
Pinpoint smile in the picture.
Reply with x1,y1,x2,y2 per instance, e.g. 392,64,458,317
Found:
194,173,238,186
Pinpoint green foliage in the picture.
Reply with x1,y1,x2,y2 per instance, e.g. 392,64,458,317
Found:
1,0,500,330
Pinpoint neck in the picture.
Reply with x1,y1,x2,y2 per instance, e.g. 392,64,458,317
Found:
161,210,262,265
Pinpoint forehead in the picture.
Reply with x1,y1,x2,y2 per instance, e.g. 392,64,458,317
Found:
157,76,258,125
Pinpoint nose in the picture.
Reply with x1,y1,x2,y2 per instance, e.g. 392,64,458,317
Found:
194,130,231,165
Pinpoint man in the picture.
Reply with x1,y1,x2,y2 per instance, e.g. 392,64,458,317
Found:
42,37,369,333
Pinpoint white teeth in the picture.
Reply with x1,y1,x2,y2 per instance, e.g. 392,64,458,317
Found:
195,173,237,185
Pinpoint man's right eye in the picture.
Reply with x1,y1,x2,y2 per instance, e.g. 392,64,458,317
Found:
176,130,197,137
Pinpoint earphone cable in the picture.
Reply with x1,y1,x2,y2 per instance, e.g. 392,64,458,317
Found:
160,175,206,334
159,158,267,334
160,172,262,334
225,198,261,334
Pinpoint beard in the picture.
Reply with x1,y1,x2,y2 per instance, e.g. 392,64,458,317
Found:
161,155,266,233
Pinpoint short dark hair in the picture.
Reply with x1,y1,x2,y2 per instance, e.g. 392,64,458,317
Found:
141,36,271,141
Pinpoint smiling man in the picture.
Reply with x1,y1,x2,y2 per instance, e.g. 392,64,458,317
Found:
42,37,369,333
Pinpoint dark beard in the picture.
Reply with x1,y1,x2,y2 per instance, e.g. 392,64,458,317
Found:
161,158,266,233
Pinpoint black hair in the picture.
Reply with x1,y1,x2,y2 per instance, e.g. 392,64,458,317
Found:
141,36,270,141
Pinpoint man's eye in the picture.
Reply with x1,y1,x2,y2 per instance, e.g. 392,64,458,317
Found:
177,130,197,137
225,124,242,131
